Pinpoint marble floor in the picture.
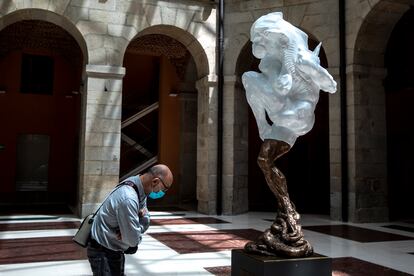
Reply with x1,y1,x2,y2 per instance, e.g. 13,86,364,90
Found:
0,211,413,275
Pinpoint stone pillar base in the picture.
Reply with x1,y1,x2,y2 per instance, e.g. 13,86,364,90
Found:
80,203,101,218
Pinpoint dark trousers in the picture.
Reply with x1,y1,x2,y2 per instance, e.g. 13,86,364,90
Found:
87,239,125,276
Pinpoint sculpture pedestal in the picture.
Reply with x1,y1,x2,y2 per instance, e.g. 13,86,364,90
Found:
231,249,331,276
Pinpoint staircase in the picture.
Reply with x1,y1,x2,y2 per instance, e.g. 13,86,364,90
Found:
120,102,159,180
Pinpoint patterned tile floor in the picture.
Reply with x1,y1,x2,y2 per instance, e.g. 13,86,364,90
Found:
302,224,414,242
0,212,413,275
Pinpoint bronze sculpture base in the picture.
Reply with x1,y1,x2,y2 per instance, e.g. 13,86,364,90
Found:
232,249,331,276
244,139,313,258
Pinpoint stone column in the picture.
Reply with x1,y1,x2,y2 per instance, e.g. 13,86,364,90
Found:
78,65,125,217
196,75,218,214
222,75,248,214
328,68,342,220
348,65,388,222
178,92,197,205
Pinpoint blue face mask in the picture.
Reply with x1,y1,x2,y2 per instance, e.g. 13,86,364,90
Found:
148,190,165,199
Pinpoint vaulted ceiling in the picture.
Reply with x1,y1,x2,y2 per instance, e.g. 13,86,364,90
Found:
126,34,192,81
0,20,83,64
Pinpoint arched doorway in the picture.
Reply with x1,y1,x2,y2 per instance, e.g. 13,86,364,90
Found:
236,37,331,214
351,0,414,222
0,20,84,214
121,33,198,210
384,7,414,221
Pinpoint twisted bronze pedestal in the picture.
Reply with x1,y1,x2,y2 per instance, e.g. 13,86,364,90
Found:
245,139,313,258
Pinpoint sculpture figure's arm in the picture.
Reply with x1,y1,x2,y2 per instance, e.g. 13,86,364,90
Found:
242,71,272,140
296,52,336,93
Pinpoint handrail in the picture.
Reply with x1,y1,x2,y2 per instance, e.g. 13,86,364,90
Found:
120,156,158,181
121,102,159,129
121,133,153,158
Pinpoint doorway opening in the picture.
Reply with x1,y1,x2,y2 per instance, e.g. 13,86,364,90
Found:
121,33,198,211
0,20,83,215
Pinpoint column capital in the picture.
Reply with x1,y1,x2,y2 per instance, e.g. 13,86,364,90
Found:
224,75,237,83
196,74,217,90
86,64,126,79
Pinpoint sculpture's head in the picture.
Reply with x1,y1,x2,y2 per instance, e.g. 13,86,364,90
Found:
250,12,309,60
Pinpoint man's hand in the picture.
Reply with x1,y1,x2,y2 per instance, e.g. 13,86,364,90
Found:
116,229,122,240
138,207,150,233
138,208,147,218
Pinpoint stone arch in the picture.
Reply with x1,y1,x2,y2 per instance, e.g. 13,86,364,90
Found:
353,1,410,67
121,25,209,211
0,9,88,64
384,7,414,220
349,0,411,221
122,25,209,79
0,8,87,214
226,34,250,75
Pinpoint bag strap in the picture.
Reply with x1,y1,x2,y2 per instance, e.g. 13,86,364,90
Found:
122,180,140,197
91,181,138,218
121,180,144,208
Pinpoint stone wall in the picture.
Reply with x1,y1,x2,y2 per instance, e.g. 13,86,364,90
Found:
345,0,410,222
0,0,215,217
1,0,409,220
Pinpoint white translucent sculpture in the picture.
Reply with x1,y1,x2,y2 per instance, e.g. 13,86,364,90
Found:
242,12,337,146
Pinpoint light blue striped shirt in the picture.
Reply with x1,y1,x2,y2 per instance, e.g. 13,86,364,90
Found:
91,176,148,251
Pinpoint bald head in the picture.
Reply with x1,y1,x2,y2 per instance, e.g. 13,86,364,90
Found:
149,164,173,188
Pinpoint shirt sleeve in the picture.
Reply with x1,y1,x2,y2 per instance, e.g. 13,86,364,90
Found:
116,198,142,248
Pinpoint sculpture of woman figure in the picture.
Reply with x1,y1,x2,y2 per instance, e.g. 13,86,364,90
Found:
242,12,337,257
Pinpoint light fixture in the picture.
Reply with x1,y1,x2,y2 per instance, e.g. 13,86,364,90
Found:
169,90,179,97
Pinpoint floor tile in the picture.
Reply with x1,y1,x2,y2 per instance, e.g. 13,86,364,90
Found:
204,257,412,276
204,266,231,276
0,236,86,265
0,216,60,222
151,217,229,226
0,204,72,215
0,221,80,231
332,257,411,276
148,206,186,211
382,225,414,233
304,225,414,242
149,229,262,254
0,213,413,275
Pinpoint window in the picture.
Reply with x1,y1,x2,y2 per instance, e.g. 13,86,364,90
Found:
20,54,54,95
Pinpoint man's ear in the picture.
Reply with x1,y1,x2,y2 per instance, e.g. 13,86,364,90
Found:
151,177,158,187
